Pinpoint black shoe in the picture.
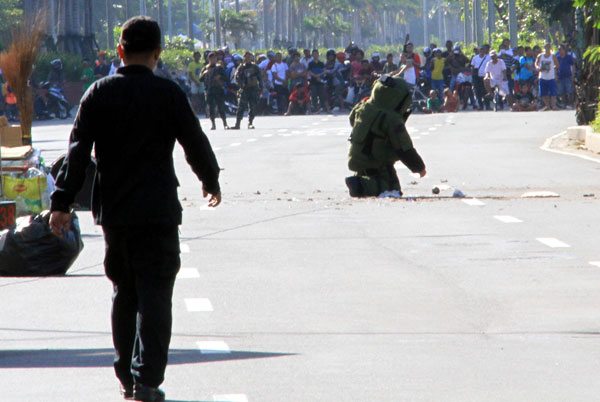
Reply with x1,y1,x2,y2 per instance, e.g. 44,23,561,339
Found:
248,123,255,129
230,124,240,130
133,384,165,402
345,176,363,197
119,383,133,399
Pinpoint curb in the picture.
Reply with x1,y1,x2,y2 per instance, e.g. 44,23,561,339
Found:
540,131,600,164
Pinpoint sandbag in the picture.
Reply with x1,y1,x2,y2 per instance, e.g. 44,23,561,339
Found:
0,211,84,276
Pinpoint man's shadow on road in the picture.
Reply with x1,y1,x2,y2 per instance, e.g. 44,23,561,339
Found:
0,347,294,369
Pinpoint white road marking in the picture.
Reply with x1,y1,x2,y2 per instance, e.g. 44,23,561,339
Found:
494,215,523,223
213,394,248,402
312,122,319,125
185,298,214,312
435,123,443,127
262,134,273,137
412,136,421,140
336,132,347,136
197,341,231,354
178,268,200,279
420,132,429,136
212,147,221,151
277,128,288,132
279,133,292,137
589,261,600,267
246,138,257,142
180,244,190,253
541,131,600,165
536,238,571,248
462,198,486,206
199,205,217,211
230,142,242,147
428,127,437,131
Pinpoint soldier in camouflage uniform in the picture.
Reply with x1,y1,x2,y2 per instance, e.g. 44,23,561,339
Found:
200,52,229,130
232,52,262,129
345,75,427,197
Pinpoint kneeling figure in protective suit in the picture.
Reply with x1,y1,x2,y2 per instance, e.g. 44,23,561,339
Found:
345,75,427,197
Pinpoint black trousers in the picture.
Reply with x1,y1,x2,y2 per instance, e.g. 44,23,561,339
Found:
473,76,490,110
206,89,227,121
103,225,180,388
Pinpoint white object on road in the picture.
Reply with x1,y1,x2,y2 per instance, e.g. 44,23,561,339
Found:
197,341,231,354
494,215,523,223
462,198,485,206
185,298,213,312
589,261,600,268
536,238,570,248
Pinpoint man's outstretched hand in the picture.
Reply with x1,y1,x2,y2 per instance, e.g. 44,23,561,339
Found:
49,211,71,237
203,189,222,207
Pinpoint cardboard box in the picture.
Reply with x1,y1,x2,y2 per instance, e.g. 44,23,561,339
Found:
0,125,22,148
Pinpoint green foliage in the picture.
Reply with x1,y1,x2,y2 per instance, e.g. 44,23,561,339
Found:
583,45,600,64
35,52,84,82
574,0,600,28
164,36,195,51
0,0,22,35
161,47,194,71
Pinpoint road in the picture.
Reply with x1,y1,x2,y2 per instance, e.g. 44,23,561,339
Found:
1,110,600,401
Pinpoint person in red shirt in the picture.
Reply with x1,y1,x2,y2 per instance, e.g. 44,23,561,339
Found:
285,82,310,115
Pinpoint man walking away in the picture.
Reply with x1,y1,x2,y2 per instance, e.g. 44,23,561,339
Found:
49,16,222,402
233,51,262,129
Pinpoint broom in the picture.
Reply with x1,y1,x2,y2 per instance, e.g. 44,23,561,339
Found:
0,12,46,146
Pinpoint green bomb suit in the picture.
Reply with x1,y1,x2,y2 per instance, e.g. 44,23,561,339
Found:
346,75,426,197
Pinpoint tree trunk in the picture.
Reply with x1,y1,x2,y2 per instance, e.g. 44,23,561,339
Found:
157,0,164,45
263,0,270,48
214,0,221,47
186,0,193,40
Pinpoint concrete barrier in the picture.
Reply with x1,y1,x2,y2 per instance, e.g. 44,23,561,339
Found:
585,126,600,153
567,126,587,141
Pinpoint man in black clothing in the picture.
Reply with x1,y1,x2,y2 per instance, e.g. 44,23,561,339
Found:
49,16,221,402
200,52,229,130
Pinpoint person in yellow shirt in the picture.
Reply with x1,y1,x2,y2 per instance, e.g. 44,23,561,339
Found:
187,51,205,115
431,48,445,99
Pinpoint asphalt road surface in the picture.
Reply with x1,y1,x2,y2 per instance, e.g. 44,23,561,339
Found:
1,110,599,401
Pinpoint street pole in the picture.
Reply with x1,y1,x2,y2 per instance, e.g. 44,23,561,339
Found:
487,0,494,43
508,0,517,47
263,0,269,48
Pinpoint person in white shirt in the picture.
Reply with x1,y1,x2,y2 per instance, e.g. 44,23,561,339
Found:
484,50,510,103
535,43,559,111
270,52,289,114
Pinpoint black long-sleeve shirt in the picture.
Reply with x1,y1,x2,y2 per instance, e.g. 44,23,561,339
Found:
50,64,220,227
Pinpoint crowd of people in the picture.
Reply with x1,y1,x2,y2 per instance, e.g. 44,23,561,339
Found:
0,37,577,126
174,38,577,129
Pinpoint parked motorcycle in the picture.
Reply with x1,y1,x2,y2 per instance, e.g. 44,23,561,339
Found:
38,81,72,119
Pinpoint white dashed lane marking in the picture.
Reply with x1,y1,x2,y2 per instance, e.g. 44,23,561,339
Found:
537,238,571,248
277,128,288,132
462,198,486,206
494,215,523,223
178,268,200,279
197,341,231,354
213,394,249,402
590,262,600,267
212,147,221,151
246,138,257,142
180,244,190,253
262,134,273,137
185,298,214,312
230,142,242,147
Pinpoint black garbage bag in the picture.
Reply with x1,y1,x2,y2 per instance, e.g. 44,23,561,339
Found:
0,211,84,276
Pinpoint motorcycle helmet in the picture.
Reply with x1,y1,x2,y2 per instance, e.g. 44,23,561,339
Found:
423,47,431,56
326,48,336,58
50,58,63,70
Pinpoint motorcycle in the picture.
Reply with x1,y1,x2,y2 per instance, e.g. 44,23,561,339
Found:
39,82,72,119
